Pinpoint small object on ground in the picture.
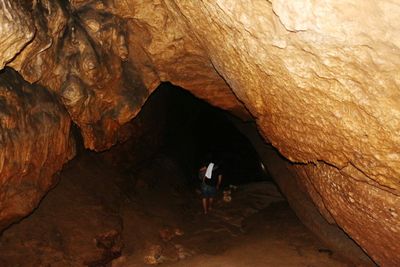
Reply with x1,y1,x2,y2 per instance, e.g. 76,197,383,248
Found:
223,189,232,203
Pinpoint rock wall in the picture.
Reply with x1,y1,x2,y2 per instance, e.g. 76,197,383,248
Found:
0,68,75,231
9,0,150,151
160,1,400,265
0,0,399,265
229,117,374,266
8,0,249,151
0,0,34,69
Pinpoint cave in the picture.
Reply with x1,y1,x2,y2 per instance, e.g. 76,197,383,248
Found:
0,81,368,266
0,1,399,266
0,78,372,267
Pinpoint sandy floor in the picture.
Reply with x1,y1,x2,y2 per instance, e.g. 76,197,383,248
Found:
0,153,352,266
163,201,350,267
116,181,351,267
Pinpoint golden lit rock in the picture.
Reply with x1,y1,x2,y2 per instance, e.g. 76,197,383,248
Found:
10,1,249,151
0,68,75,230
162,1,400,264
0,0,34,69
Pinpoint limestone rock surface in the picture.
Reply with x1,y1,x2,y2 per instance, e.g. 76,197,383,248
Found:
0,154,123,266
293,162,399,265
10,0,249,151
162,1,400,265
0,0,34,69
113,0,250,120
10,0,149,151
0,68,75,230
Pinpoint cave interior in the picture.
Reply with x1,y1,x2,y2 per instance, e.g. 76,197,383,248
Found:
1,1,399,266
0,82,373,266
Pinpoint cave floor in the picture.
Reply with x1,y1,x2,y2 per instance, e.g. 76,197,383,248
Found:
0,152,351,267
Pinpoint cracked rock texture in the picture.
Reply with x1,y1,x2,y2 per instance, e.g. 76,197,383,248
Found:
161,1,400,265
0,68,75,231
0,0,34,69
9,0,249,151
0,0,399,265
9,0,150,151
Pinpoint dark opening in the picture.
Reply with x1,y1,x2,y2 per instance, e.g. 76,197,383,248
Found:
155,82,271,186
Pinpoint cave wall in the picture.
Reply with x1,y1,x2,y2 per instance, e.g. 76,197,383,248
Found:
0,1,34,69
229,117,374,266
8,0,250,151
159,2,400,265
0,68,75,231
9,0,150,151
0,0,399,265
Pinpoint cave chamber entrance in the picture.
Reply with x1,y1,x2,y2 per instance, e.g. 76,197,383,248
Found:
0,83,365,267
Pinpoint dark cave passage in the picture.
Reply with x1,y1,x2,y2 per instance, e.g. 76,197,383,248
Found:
151,83,271,186
101,82,272,190
0,83,362,267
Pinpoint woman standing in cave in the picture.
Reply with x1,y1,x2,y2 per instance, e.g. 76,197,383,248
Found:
200,160,223,214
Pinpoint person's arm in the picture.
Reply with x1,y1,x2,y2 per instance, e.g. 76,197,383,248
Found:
199,166,206,183
217,174,222,190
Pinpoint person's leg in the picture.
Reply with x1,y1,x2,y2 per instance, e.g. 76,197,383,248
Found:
201,183,209,214
202,198,208,214
208,186,217,211
209,197,214,211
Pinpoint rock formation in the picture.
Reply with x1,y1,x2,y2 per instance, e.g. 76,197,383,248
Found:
9,0,249,150
0,68,75,231
0,0,399,265
0,0,34,69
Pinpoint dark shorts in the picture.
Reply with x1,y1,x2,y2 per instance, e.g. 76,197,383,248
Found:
201,183,217,198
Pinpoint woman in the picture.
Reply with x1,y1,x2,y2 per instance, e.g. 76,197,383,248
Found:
199,161,222,214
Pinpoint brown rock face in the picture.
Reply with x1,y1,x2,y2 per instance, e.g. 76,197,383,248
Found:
0,68,75,230
0,0,34,69
9,0,249,151
230,118,374,266
159,1,400,265
0,154,123,266
10,0,150,151
293,163,399,265
0,0,399,265
114,0,250,120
